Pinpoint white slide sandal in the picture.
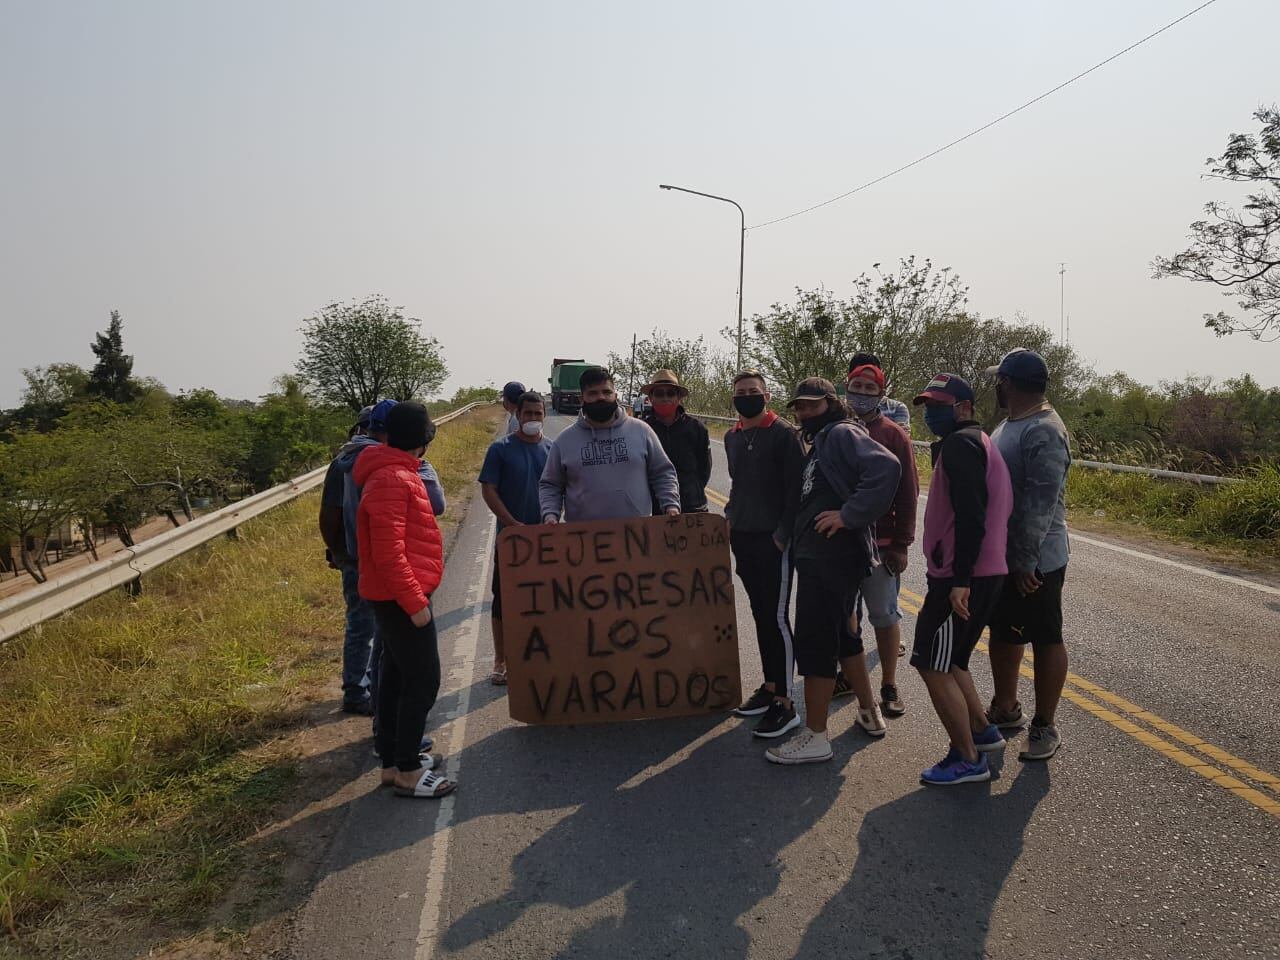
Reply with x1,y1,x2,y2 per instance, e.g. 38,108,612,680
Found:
394,768,456,799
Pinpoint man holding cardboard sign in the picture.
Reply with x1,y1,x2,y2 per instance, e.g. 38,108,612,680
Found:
498,513,741,724
538,366,680,524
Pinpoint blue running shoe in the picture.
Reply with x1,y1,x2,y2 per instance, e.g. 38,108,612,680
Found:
972,724,1006,754
921,752,991,786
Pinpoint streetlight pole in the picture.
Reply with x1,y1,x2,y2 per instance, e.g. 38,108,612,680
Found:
659,184,746,372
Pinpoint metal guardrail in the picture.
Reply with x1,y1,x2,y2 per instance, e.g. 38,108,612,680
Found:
0,401,493,645
689,412,1242,486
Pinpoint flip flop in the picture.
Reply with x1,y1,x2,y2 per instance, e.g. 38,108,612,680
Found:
490,667,508,686
394,768,456,799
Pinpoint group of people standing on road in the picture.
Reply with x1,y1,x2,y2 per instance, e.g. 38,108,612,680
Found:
320,344,1071,800
722,349,1071,785
479,352,1072,788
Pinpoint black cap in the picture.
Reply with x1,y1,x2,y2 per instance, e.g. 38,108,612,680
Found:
502,381,526,404
985,348,1050,384
913,373,976,406
385,401,435,451
785,377,838,407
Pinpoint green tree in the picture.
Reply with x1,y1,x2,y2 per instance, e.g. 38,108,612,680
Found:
101,413,244,524
742,288,858,393
0,430,94,582
87,310,138,403
1154,105,1280,340
241,376,348,489
845,256,969,391
606,329,734,411
11,363,91,431
297,296,448,410
909,311,1087,425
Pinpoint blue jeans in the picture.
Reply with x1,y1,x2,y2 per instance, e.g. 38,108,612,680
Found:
341,565,377,703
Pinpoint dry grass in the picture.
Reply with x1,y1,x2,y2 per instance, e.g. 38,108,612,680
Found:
0,409,500,957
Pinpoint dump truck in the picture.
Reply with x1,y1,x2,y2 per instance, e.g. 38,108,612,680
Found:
548,358,595,414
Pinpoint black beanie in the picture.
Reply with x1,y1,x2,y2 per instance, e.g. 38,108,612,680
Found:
385,401,435,451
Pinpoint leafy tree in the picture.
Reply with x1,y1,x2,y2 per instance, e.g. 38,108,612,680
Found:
240,376,348,489
87,310,138,403
13,363,91,430
606,329,734,411
0,430,93,581
741,288,858,393
1154,105,1280,340
172,388,228,422
741,258,969,399
909,311,1087,426
297,296,447,410
845,256,969,391
101,413,244,524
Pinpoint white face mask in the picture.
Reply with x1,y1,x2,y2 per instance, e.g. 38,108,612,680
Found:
520,421,543,437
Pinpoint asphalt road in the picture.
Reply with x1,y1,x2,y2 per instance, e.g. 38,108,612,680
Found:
292,413,1279,960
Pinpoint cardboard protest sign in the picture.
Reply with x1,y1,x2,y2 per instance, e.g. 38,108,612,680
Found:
498,513,741,725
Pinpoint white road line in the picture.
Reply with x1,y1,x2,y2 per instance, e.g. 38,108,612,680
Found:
1070,532,1280,598
416,521,496,959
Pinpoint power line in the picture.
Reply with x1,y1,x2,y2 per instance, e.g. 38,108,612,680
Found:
749,0,1221,231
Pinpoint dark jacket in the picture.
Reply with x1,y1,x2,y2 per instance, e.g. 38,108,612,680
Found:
642,407,712,512
863,412,919,550
793,418,901,567
724,412,804,543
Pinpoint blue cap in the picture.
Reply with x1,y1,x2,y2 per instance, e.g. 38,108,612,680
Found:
986,348,1049,383
913,373,975,406
369,398,398,432
502,381,526,404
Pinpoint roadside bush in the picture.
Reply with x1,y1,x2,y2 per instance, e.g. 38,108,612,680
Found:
1188,464,1280,541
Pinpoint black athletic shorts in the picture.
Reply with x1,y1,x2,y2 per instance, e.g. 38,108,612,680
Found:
491,549,503,620
910,574,1005,673
793,559,863,679
989,565,1066,645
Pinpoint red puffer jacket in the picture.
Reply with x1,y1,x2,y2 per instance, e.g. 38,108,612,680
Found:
354,443,444,615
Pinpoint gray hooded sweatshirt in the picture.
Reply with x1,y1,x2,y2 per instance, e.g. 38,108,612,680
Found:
539,405,680,522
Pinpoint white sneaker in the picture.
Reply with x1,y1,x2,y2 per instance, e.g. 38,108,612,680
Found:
856,704,887,738
765,728,833,765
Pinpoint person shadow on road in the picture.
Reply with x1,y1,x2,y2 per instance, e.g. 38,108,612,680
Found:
442,719,874,959
793,762,1051,959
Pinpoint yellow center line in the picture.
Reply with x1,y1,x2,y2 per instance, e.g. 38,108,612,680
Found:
897,586,1280,798
706,485,1280,816
892,593,1280,818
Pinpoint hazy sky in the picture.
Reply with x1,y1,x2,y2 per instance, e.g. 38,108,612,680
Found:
2,0,1277,407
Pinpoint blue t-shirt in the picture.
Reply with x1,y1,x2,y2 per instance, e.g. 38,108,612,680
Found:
479,434,553,528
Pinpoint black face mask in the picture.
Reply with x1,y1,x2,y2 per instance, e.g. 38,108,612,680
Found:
582,399,617,423
733,395,766,419
798,405,842,439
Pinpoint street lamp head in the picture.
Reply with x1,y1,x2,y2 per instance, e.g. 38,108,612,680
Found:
659,184,673,190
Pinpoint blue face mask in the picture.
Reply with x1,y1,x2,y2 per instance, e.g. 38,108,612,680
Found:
923,404,958,437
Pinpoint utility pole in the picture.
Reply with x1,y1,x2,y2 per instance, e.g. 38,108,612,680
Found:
1059,262,1067,344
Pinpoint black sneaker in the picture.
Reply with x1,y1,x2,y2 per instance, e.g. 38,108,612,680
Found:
832,672,855,699
733,685,775,717
342,697,374,716
880,684,905,717
752,700,801,739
